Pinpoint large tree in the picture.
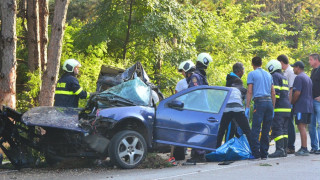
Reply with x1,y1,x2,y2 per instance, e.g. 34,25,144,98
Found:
39,0,70,106
27,0,41,72
38,0,49,72
0,0,17,109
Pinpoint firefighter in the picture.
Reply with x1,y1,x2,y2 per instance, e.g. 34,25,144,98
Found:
187,53,212,163
188,53,213,87
266,59,291,158
54,59,90,108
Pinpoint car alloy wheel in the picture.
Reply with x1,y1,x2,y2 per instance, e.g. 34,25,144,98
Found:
109,130,147,169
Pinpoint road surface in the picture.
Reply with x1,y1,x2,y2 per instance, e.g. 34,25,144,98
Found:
1,133,319,180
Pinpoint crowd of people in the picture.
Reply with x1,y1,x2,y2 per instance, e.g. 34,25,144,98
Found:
176,53,320,161
54,53,320,161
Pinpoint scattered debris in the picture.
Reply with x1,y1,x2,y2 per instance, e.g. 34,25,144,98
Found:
259,163,272,166
138,153,173,169
182,162,196,166
218,161,234,165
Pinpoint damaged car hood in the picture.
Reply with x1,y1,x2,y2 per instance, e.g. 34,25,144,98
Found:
22,106,87,133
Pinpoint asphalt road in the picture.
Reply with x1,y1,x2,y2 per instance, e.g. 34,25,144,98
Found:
1,134,320,180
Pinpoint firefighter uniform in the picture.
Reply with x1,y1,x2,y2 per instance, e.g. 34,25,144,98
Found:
272,71,291,141
186,53,212,163
54,73,90,108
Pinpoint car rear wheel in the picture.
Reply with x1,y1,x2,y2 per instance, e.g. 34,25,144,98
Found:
108,130,147,169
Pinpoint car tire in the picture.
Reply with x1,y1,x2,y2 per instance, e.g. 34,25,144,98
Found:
108,130,147,169
173,146,185,160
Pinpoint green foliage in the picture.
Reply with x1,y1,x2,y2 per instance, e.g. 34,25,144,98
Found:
60,20,124,107
17,70,41,112
65,0,320,97
14,0,320,107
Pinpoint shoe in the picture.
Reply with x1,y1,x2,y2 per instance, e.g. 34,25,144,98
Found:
186,156,206,163
295,148,309,156
167,157,175,163
286,148,295,154
315,150,320,155
269,139,286,158
310,149,317,154
261,157,267,160
249,155,260,161
167,157,177,166
283,138,288,156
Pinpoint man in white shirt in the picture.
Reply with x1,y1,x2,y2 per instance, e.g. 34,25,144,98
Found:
175,60,195,93
175,79,188,93
171,60,196,161
277,55,297,154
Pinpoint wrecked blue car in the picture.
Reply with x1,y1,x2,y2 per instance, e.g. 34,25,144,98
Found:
0,62,231,169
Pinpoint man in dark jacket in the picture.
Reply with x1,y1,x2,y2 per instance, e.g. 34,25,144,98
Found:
54,59,90,108
226,62,247,100
216,62,250,147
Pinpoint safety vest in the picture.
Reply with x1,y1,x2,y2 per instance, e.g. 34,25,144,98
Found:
272,71,291,114
54,73,89,108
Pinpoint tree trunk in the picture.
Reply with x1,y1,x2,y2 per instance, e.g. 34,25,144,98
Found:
39,0,70,106
122,0,134,60
27,0,41,72
154,39,163,86
38,0,48,72
0,0,17,109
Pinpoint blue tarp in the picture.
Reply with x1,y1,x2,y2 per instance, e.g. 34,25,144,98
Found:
206,135,253,162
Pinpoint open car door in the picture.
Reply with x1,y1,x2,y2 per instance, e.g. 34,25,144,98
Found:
154,85,231,151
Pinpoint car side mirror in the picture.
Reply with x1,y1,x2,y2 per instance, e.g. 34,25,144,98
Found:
168,100,184,109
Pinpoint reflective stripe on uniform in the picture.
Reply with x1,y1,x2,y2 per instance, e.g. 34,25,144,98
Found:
86,92,90,99
55,90,75,95
273,85,289,91
74,87,83,95
57,82,66,88
275,95,280,98
274,108,291,112
282,79,288,85
274,134,288,142
55,88,83,96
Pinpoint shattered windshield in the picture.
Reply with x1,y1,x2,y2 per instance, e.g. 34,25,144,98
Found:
94,78,151,108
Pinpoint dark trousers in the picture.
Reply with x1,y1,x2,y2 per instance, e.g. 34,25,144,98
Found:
271,113,290,140
251,98,273,159
216,111,251,148
223,120,237,143
287,112,296,149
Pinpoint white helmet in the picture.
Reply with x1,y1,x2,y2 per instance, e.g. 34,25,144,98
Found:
196,53,212,66
63,59,81,72
266,59,282,73
178,60,195,72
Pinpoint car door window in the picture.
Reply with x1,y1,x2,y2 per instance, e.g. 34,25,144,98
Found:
175,89,228,113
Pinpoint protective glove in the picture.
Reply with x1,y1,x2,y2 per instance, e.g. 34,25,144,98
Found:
245,108,250,119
